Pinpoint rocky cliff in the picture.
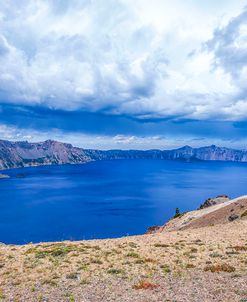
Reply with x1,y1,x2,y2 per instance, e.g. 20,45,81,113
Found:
164,145,247,161
1,139,247,170
0,139,90,169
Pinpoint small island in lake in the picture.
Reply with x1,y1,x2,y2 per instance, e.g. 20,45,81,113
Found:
0,173,10,179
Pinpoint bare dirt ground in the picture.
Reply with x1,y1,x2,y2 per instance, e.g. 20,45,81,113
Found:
0,198,247,302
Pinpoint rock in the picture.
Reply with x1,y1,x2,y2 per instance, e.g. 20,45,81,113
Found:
198,195,230,210
146,225,160,234
228,214,239,222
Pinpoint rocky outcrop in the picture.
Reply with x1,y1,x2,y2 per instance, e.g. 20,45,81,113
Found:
1,139,247,170
157,196,247,232
164,145,247,162
0,139,91,170
198,195,230,210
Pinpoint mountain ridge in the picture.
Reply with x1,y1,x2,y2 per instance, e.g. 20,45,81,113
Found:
1,139,247,170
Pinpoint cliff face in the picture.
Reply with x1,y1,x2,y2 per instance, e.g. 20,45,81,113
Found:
191,145,247,162
0,140,91,169
1,139,247,170
163,145,247,162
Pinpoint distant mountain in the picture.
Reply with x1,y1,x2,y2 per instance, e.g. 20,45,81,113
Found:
0,139,90,170
1,139,247,170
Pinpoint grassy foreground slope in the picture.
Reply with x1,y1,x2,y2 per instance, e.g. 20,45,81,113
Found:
0,198,247,302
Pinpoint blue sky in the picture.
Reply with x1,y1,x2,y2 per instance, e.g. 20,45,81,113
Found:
0,0,247,149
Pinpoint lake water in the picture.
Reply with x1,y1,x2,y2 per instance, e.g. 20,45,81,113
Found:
0,159,247,244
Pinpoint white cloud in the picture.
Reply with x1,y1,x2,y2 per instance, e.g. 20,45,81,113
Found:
1,122,247,150
0,0,246,120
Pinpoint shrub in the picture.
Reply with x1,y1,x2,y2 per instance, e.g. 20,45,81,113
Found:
135,259,145,264
66,273,79,280
154,243,169,248
209,252,222,258
160,264,171,273
173,207,186,219
51,248,69,257
35,246,72,258
204,263,235,273
232,246,247,251
69,296,75,302
129,242,138,248
241,210,247,218
144,258,156,263
133,280,159,290
186,263,196,269
107,268,124,275
90,259,103,264
0,289,5,299
173,207,182,218
126,252,139,258
42,279,57,286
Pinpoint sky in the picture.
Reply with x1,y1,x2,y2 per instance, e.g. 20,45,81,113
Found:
0,0,247,149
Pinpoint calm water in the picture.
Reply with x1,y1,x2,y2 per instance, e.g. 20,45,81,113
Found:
0,159,247,244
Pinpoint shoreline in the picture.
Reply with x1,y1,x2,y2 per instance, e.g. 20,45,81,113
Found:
2,156,247,174
2,139,247,171
1,194,246,246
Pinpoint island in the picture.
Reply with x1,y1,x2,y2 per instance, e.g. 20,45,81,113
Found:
0,173,10,179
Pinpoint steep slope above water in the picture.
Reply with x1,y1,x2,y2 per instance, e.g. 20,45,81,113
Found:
1,139,247,170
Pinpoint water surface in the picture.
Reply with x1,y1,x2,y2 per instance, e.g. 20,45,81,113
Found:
0,159,247,244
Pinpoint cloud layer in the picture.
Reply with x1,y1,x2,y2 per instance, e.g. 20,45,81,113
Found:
0,0,246,122
2,121,247,150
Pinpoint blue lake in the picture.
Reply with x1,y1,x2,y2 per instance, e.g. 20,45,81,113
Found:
0,159,247,244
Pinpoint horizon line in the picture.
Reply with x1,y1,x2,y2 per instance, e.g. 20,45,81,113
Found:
1,138,246,152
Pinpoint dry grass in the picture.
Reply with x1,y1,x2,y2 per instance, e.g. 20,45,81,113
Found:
0,218,246,301
133,280,159,290
241,210,247,217
204,263,236,273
